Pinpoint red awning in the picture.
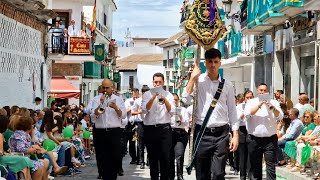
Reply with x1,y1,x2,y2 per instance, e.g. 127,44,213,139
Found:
49,78,80,99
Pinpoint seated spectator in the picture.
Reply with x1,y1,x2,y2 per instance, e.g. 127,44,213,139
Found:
277,103,291,138
277,108,304,166
279,94,293,110
10,105,19,115
9,116,49,180
285,112,320,172
0,115,33,180
298,95,315,120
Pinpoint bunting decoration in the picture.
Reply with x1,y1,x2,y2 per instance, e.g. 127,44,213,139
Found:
185,0,226,50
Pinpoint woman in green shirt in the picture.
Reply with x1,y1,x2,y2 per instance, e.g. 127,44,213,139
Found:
284,111,316,169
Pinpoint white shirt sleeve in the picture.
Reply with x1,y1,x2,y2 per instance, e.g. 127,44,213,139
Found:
117,97,127,120
227,86,239,131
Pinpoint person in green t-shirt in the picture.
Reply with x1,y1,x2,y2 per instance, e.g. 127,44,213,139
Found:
301,111,316,135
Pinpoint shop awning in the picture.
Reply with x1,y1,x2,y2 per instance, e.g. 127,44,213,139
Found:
49,78,80,99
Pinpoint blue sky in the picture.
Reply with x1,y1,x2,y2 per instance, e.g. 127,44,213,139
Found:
112,0,182,41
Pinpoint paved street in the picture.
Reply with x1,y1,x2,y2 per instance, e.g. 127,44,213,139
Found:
54,146,241,180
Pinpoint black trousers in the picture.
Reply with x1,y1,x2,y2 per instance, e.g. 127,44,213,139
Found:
93,127,103,176
137,122,146,164
169,128,188,179
144,124,172,180
93,127,121,180
195,125,230,180
119,128,128,172
238,126,249,180
247,134,277,180
127,122,140,163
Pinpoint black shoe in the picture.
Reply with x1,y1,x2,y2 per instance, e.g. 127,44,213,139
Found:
97,175,103,179
140,163,145,169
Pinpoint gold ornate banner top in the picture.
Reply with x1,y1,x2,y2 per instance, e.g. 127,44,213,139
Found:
185,0,226,50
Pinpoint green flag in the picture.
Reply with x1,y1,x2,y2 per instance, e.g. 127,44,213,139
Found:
94,44,105,62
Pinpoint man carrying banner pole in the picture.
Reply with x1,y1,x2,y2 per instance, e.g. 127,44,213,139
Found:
182,0,239,179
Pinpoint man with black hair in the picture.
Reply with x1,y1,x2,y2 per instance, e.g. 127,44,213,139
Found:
33,97,42,111
142,73,175,180
244,83,283,180
125,88,141,164
183,48,239,180
131,86,150,169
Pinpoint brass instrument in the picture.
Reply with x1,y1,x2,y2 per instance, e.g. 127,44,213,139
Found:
132,125,139,141
98,92,109,114
158,93,165,105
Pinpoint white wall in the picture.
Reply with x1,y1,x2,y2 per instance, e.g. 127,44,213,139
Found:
120,71,141,91
223,66,252,95
118,47,163,59
0,14,44,108
133,41,152,47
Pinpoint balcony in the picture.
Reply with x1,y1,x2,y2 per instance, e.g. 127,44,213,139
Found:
218,33,242,60
48,30,94,61
95,20,110,43
273,0,305,17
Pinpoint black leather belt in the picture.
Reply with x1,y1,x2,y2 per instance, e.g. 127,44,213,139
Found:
145,123,170,128
197,124,229,134
94,127,120,131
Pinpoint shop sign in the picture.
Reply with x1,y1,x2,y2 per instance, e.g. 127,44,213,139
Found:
69,37,91,54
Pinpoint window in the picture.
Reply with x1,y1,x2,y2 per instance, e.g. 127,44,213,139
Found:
169,86,173,93
168,59,174,68
103,13,107,26
163,60,167,68
129,76,134,90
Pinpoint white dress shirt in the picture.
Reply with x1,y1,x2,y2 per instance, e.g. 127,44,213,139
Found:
132,97,144,122
141,90,175,125
121,117,128,129
124,98,136,123
186,105,193,122
33,104,42,111
170,106,189,129
236,103,247,126
68,25,79,37
90,94,127,128
182,74,239,131
84,93,103,114
244,97,284,137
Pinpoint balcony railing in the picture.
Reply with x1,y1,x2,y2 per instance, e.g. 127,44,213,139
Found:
217,33,242,59
48,29,93,55
96,20,109,40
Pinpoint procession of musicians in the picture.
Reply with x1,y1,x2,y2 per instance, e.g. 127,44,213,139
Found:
85,48,320,180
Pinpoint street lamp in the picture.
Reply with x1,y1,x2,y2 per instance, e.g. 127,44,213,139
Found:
82,82,87,91
222,0,241,22
222,0,232,15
